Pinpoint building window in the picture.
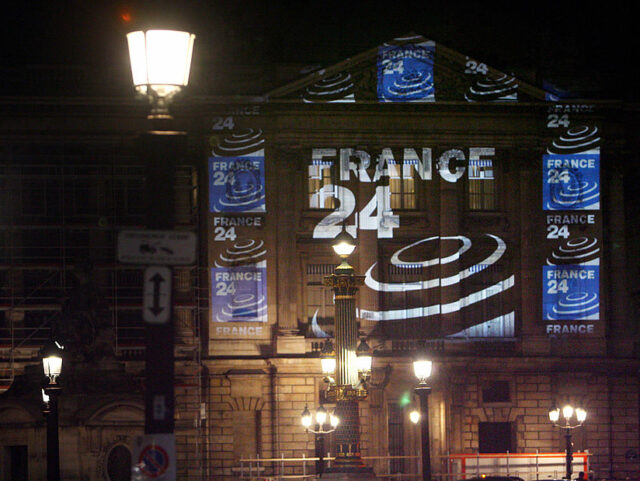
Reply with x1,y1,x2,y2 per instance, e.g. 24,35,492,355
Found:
387,404,405,473
389,161,416,209
308,160,336,209
467,159,496,210
233,410,261,459
306,264,335,337
482,381,511,403
478,422,513,453
106,444,132,481
3,445,29,481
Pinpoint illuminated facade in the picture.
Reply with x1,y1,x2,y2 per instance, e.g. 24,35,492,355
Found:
1,35,639,480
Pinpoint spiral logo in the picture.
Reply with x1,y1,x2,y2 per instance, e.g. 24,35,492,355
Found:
378,41,435,102
212,129,265,157
386,70,434,98
465,73,518,101
547,125,600,155
547,237,600,266
360,235,514,330
547,170,599,210
215,239,266,268
216,292,268,322
303,72,355,103
546,291,599,321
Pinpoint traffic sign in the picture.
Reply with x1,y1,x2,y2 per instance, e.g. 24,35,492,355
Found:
143,266,172,324
133,434,176,480
117,230,197,265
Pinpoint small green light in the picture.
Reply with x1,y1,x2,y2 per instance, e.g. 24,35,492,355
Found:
399,391,412,407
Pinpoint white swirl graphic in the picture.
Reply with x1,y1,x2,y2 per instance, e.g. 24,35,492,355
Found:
366,235,505,292
216,293,268,322
361,234,513,322
547,125,600,155
547,178,599,210
212,128,265,157
465,73,518,102
361,276,514,321
215,239,266,267
311,309,330,338
303,72,355,103
387,71,434,98
546,291,599,320
546,237,600,266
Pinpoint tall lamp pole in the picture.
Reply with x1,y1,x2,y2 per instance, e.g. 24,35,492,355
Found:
411,356,433,481
126,29,195,442
41,340,64,481
320,230,375,479
549,404,587,480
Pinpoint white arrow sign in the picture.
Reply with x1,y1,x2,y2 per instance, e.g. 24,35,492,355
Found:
143,266,172,324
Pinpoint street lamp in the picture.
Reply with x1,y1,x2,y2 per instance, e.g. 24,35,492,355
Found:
41,340,64,481
319,230,375,478
301,405,340,477
413,355,433,481
126,29,195,119
549,403,587,480
126,29,195,441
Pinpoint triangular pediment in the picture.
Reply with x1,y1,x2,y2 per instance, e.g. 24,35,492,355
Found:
266,33,550,103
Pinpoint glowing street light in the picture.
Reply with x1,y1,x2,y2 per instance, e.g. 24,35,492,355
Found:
413,354,433,481
126,29,195,118
41,339,64,481
549,403,587,480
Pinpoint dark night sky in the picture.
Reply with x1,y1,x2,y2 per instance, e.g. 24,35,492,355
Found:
2,1,637,99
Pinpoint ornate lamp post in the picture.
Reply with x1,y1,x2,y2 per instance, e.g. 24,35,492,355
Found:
410,356,433,481
320,230,375,479
301,405,340,476
41,340,64,481
549,403,587,480
126,29,195,440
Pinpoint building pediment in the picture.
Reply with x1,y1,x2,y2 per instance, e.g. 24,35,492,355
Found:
266,33,550,103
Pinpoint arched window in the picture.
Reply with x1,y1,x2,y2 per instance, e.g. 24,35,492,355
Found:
106,444,132,481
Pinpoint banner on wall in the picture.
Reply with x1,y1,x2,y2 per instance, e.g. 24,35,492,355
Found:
211,265,267,323
209,128,268,331
541,119,601,336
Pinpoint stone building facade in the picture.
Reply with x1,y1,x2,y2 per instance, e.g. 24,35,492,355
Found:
1,34,639,480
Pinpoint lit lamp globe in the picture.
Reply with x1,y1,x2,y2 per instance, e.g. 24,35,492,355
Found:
42,340,64,384
548,406,560,423
413,359,433,385
320,339,336,380
301,405,313,429
126,29,195,118
332,230,356,272
410,410,421,424
356,339,373,378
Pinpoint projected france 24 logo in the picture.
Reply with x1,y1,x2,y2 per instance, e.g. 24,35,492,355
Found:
209,129,266,213
543,125,600,211
543,265,599,321
543,154,599,210
377,40,435,102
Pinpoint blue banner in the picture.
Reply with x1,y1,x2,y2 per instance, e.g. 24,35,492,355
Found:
543,154,600,210
211,266,267,322
543,265,599,321
377,42,435,102
209,155,266,213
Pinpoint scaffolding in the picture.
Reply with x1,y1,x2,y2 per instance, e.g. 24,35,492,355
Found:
0,161,209,479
